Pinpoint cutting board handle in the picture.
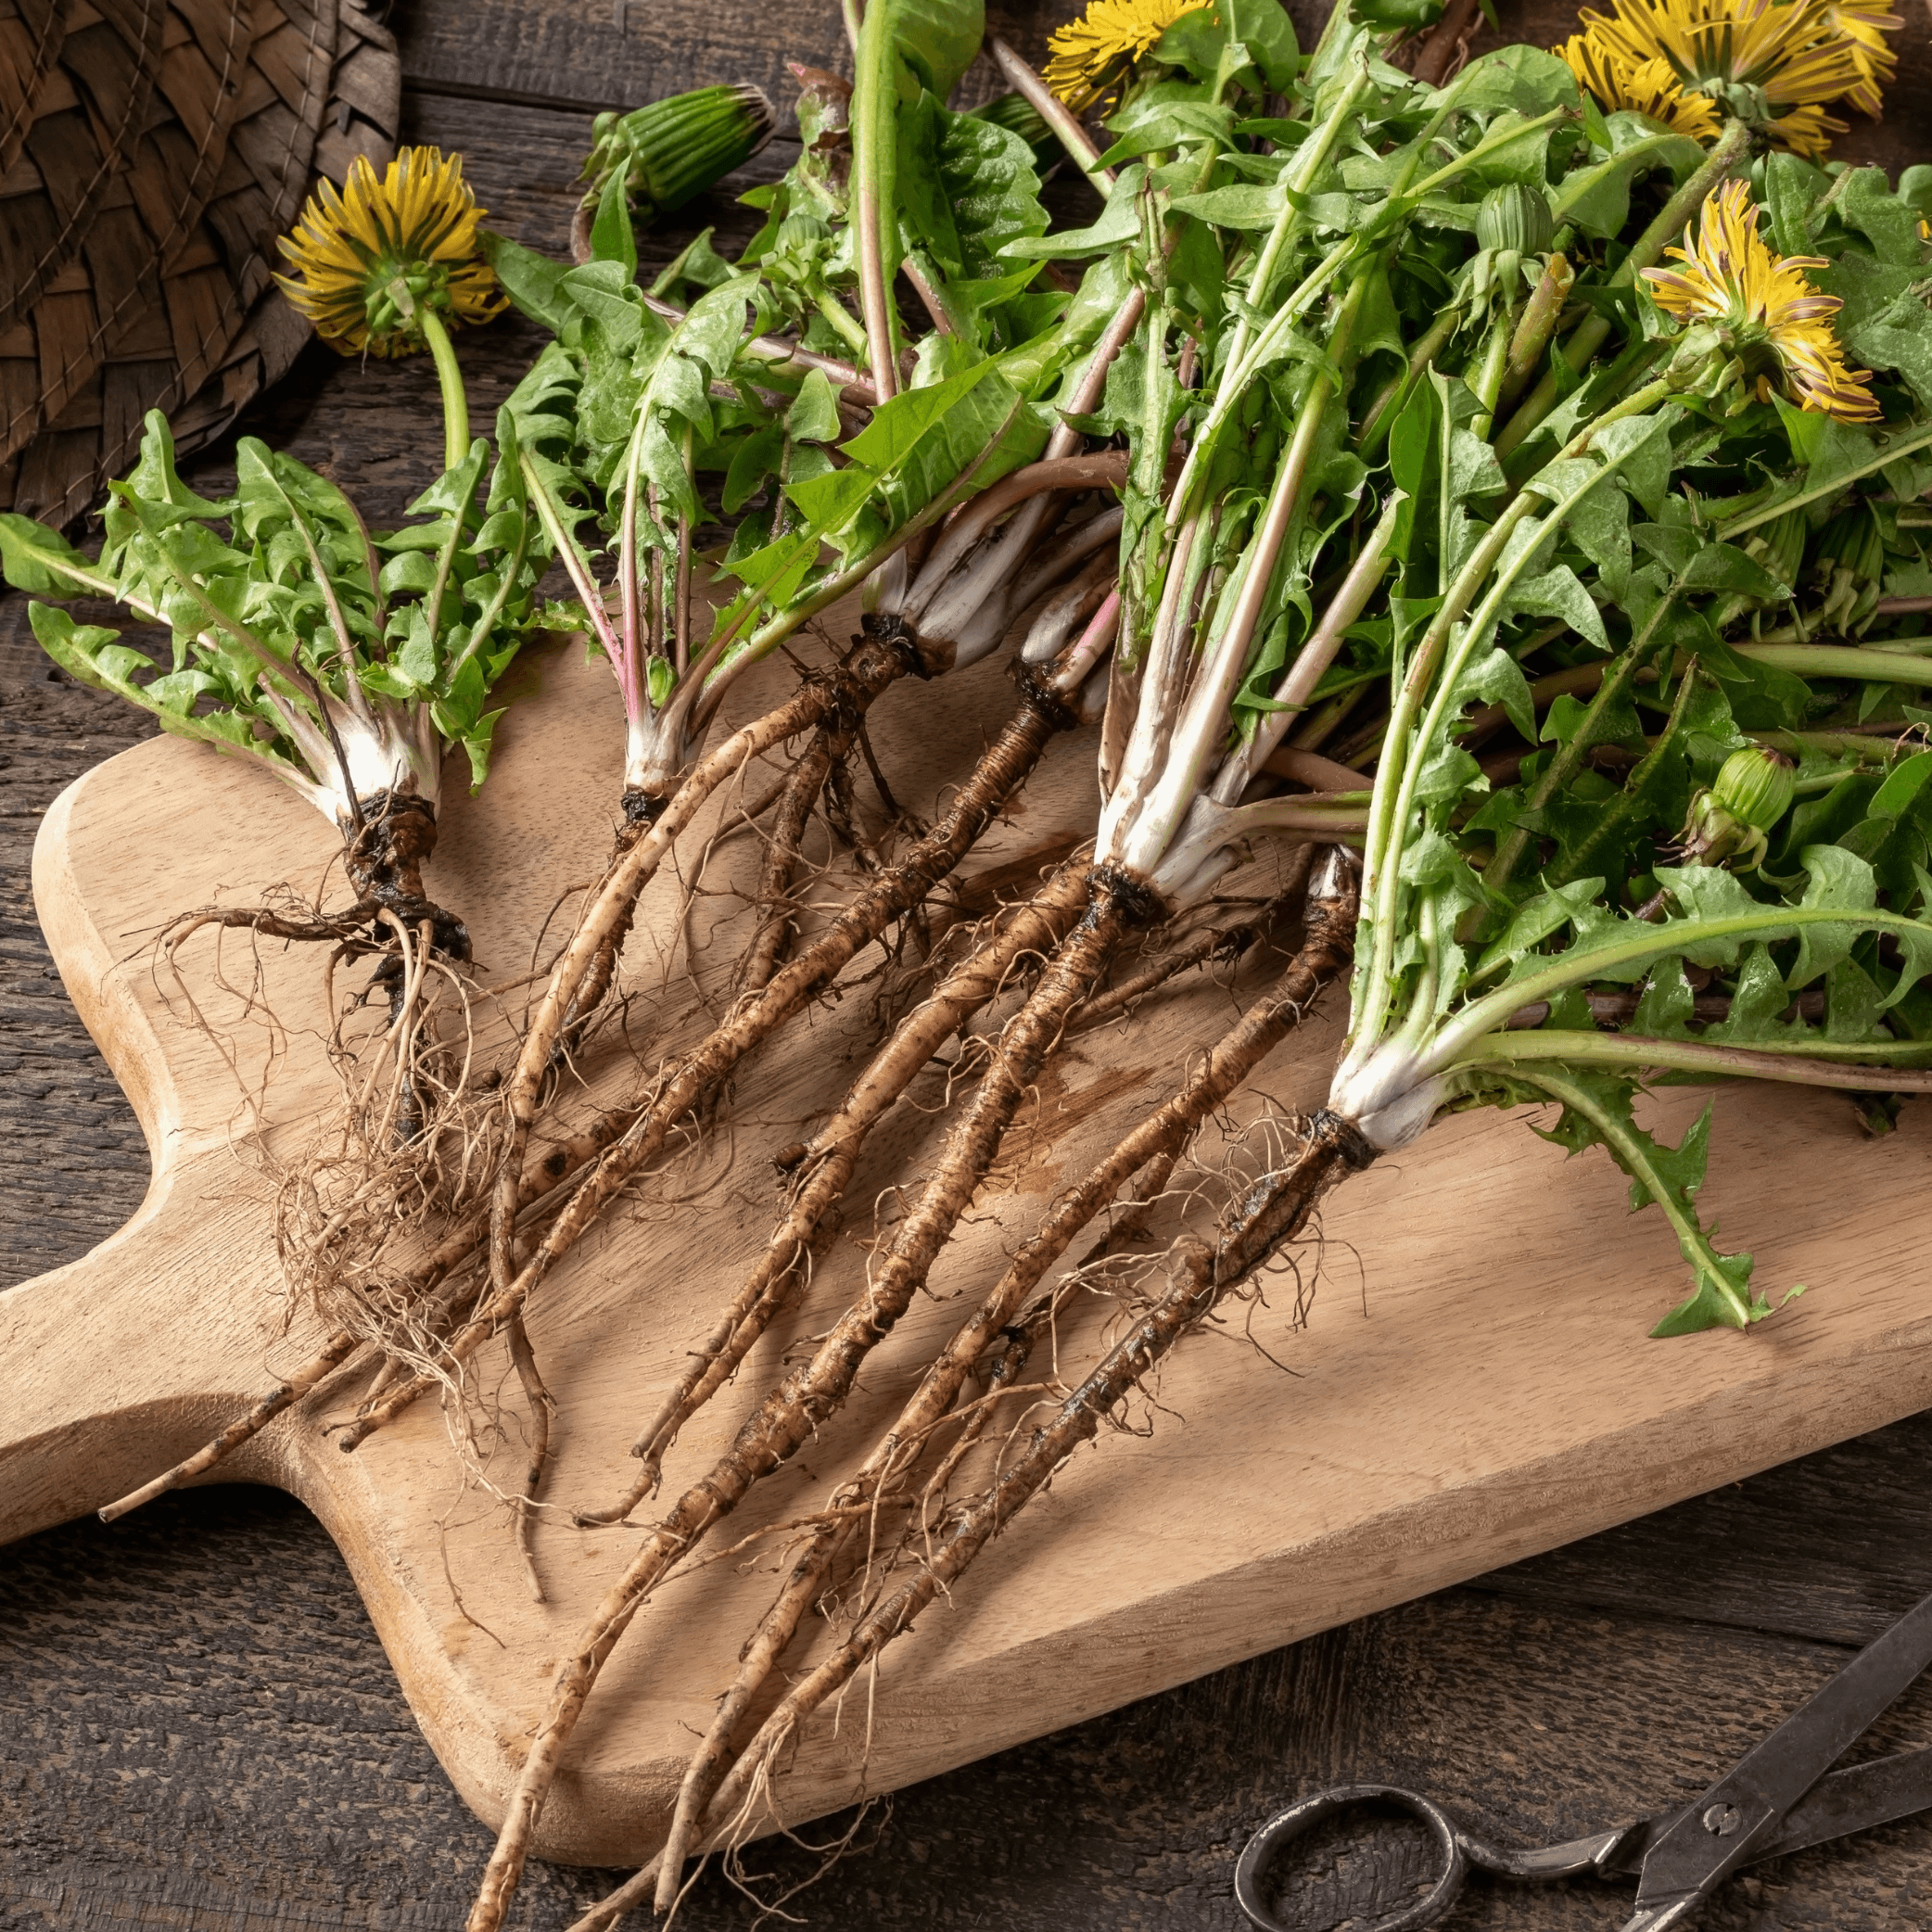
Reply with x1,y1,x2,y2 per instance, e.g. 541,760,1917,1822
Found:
2,777,300,1547
0,1206,275,1544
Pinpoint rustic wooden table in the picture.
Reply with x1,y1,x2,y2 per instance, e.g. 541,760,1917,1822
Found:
5,2,1932,1926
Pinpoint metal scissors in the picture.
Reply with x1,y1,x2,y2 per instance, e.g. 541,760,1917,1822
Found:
1236,1582,1932,1931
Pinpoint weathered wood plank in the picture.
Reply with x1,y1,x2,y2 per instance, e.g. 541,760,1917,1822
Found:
0,674,153,1285
9,1475,1932,1929
394,0,851,113
1472,1409,1932,1650
387,0,1092,114
391,0,1926,179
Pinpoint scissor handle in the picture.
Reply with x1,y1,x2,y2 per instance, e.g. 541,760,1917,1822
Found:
1234,1785,1467,1932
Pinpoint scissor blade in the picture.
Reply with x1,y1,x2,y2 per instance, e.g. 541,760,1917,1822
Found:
1602,1744,1932,1883
1753,1744,1932,1862
1618,1907,1701,1932
1632,1585,1932,1917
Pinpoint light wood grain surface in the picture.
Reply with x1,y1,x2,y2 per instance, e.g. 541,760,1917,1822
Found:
13,599,1932,1867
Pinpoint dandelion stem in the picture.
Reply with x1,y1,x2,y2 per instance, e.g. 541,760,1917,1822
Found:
1732,642,1932,690
1458,1029,1932,1087
852,0,901,401
1495,118,1753,458
989,34,1116,188
418,308,472,473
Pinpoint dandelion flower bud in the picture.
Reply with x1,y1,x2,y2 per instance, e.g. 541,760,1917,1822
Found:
1476,183,1556,258
1681,745,1796,869
580,83,776,225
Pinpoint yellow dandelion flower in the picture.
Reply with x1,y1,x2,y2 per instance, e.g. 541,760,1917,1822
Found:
1557,32,1724,140
275,146,507,359
1641,178,1882,421
1817,0,1903,117
1619,54,1729,137
1043,0,1206,113
1557,0,1897,158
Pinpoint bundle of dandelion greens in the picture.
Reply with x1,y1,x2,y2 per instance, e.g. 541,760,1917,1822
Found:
19,94,781,1525
422,1,1932,1924
0,146,543,1186
451,10,1628,1926
310,0,1189,1493
83,1,1156,1554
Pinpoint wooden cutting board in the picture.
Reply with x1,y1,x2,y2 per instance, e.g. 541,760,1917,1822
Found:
6,619,1932,1872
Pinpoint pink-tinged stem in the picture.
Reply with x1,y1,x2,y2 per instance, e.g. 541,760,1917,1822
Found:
1049,587,1121,694
1265,745,1372,792
1049,290,1147,458
989,35,1117,189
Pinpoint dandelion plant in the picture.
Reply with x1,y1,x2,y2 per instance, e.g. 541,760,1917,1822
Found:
21,148,557,1525
2,151,545,1151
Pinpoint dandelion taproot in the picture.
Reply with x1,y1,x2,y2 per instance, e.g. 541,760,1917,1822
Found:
275,146,506,359
1557,0,1900,158
1043,0,1204,112
1642,178,1882,421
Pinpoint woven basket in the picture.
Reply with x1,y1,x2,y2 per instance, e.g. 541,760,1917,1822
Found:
0,0,400,527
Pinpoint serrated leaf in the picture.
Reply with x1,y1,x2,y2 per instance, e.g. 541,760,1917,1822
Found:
0,514,96,595
481,234,574,331
124,412,234,522
1472,876,1606,981
1680,541,1791,601
1398,823,1468,887
1002,165,1141,260
1168,182,1285,230
461,708,506,789
841,358,993,467
1506,564,1608,651
1413,740,1485,807
1517,1065,1762,1333
1830,167,1926,267
1435,42,1579,117
1706,943,1800,1044
786,464,879,530
1825,951,1887,1042
1788,843,1878,986
379,550,439,597
722,426,783,514
1591,410,1674,519
1633,956,1695,1036
1453,644,1537,745
558,260,645,341
1561,485,1632,591
1761,150,1827,258
589,168,638,276
1555,127,1704,238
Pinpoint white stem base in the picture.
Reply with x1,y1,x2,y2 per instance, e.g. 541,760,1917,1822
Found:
1327,1037,1443,1153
